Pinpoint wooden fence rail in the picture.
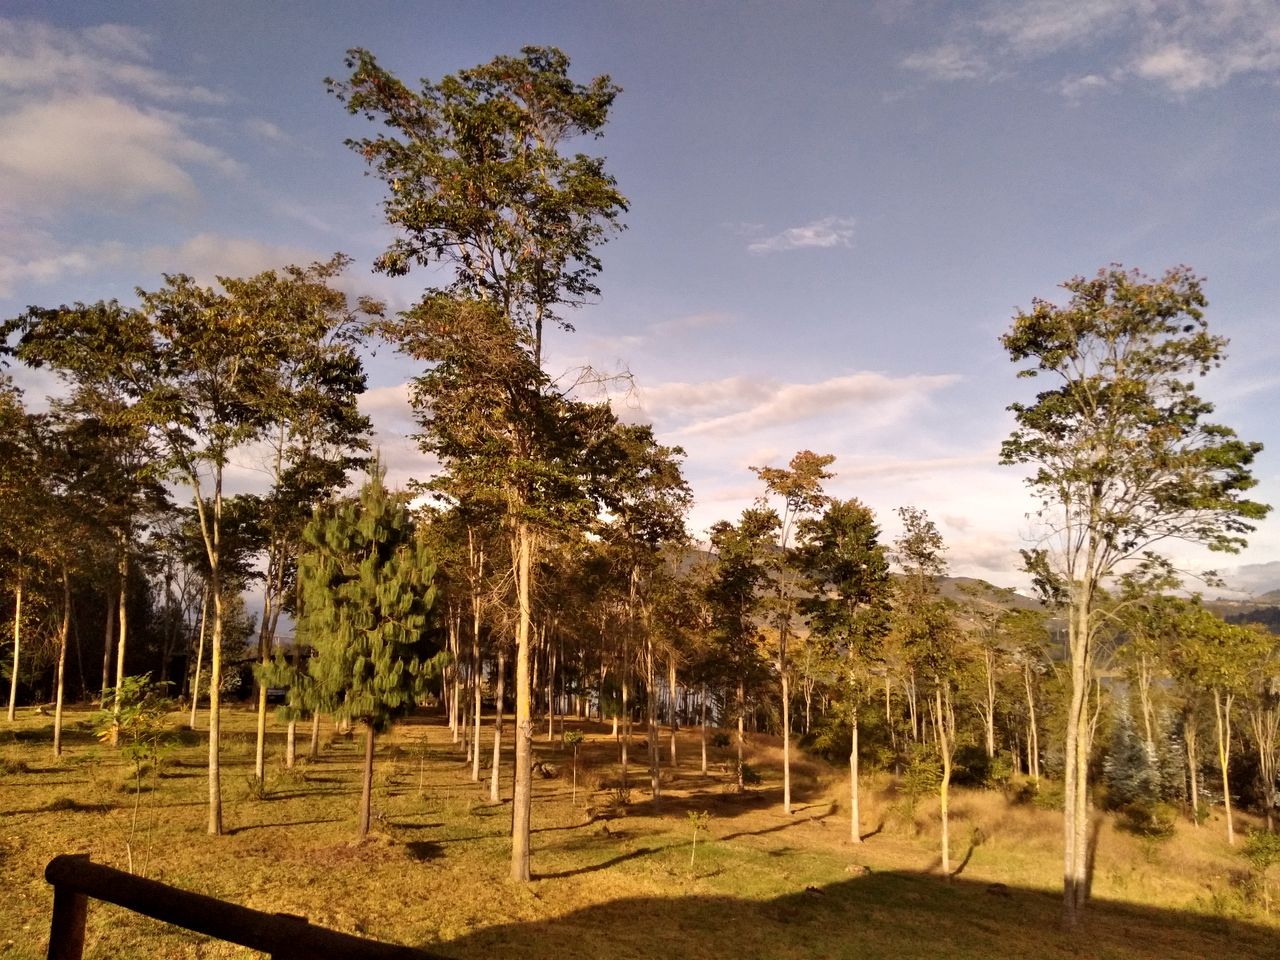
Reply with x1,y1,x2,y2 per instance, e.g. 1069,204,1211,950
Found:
45,854,448,960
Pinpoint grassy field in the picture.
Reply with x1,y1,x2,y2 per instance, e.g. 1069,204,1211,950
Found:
1,705,1277,959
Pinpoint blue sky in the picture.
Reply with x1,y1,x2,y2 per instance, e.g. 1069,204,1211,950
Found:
3,1,1279,592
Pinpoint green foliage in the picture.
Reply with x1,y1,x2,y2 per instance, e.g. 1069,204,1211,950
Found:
1103,700,1159,810
686,809,712,869
1115,802,1176,841
299,465,439,731
899,742,942,808
95,675,177,771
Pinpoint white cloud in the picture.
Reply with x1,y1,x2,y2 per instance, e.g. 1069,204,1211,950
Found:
747,216,855,254
135,233,317,285
245,117,290,144
0,18,233,217
901,43,991,81
633,371,961,437
0,95,238,210
904,0,1280,96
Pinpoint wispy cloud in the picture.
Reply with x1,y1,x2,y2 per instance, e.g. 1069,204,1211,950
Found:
903,0,1280,95
0,18,234,216
747,216,855,254
632,371,961,437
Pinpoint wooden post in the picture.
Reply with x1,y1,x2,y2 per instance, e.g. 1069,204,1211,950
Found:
46,854,89,960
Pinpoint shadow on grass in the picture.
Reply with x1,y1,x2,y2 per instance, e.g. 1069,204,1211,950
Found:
430,871,1279,960
405,840,445,862
533,844,664,880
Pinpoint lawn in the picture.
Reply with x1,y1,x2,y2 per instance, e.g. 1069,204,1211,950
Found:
1,705,1276,959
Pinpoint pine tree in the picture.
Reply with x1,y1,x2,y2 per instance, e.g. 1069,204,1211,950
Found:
298,465,439,838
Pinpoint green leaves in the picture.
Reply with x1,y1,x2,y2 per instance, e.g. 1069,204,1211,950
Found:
1001,265,1269,574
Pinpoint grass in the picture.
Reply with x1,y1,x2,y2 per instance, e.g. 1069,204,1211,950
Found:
0,705,1276,959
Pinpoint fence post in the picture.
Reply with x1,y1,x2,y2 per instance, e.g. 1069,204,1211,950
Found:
46,853,90,960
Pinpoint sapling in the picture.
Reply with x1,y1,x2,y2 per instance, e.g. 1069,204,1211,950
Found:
687,809,711,869
564,729,584,804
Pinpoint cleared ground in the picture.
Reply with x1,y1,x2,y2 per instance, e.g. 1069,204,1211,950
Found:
1,705,1276,959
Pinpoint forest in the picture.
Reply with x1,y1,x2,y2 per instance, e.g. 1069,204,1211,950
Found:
3,43,1280,959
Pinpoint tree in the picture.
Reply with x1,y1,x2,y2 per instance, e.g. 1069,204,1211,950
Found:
796,498,892,842
751,450,834,815
1000,265,1269,923
1170,604,1271,845
332,45,627,882
892,506,960,874
17,264,356,834
705,509,777,791
298,466,439,839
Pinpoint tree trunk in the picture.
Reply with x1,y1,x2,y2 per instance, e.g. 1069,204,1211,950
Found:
646,636,659,801
1213,688,1235,846
849,695,861,843
490,645,506,803
1248,704,1278,833
189,585,207,730
207,578,224,835
983,647,996,759
700,684,708,776
52,565,71,757
1023,661,1040,784
309,711,321,760
1185,710,1200,821
668,655,678,768
358,721,375,839
781,635,792,815
1062,593,1094,926
7,571,22,722
510,523,534,883
472,625,483,783
737,678,745,792
100,589,115,708
934,684,953,875
113,546,129,725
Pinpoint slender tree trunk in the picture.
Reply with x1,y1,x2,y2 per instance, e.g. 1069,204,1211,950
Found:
1023,661,1039,784
52,565,71,757
189,586,207,730
510,523,534,883
1213,688,1235,846
849,695,861,843
285,720,297,768
114,546,129,723
472,627,483,782
905,670,919,742
208,578,224,835
737,678,745,792
668,655,678,768
100,589,115,708
309,711,321,760
1062,594,1093,926
7,571,23,722
933,684,953,875
885,674,896,754
1185,711,1200,821
781,634,792,815
983,648,996,759
1248,705,1278,833
646,636,659,801
358,721,375,840
490,645,506,803
620,651,630,792
700,684,708,776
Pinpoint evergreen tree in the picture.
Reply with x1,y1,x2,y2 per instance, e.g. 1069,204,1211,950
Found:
298,465,439,839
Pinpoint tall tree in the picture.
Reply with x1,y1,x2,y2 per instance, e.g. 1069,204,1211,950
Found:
332,45,627,882
1000,265,1269,923
229,255,374,783
751,451,834,815
796,498,892,842
892,507,959,874
298,466,439,838
705,508,777,791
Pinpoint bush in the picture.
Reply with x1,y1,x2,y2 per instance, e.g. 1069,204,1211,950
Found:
1116,801,1176,841
710,732,730,749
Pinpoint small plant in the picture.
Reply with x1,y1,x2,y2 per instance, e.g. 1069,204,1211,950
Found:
1116,801,1176,841
95,675,177,875
687,809,711,869
244,773,271,800
1241,830,1280,914
710,732,730,749
737,761,762,788
610,782,631,812
564,729,584,804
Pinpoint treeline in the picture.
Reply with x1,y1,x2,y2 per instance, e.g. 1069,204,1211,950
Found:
2,43,1277,908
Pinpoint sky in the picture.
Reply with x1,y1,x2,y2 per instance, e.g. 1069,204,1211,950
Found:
2,0,1280,595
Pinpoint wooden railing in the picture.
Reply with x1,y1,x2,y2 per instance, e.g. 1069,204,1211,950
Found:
45,854,447,960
